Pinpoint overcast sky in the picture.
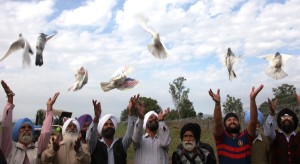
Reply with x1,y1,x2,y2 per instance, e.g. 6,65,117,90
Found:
0,0,299,121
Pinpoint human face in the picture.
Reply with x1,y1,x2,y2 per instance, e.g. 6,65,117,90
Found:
66,122,78,134
18,123,33,144
147,114,159,131
182,131,196,152
225,117,240,133
280,114,294,133
82,122,90,132
102,119,115,139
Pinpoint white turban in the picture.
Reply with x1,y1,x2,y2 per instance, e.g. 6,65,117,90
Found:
97,114,118,135
62,118,80,135
143,111,158,130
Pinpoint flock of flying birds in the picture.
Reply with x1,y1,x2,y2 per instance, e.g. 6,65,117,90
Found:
0,16,295,92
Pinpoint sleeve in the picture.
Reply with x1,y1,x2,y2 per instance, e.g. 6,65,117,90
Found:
158,121,170,148
132,117,144,147
122,116,135,150
87,122,98,154
37,110,53,155
76,145,91,163
41,144,56,163
1,102,15,157
205,153,214,164
264,114,276,142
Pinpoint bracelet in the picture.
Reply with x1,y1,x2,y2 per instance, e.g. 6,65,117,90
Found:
6,92,15,98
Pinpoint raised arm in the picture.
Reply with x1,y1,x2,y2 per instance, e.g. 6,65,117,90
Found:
88,100,101,154
248,85,264,137
122,94,138,150
264,98,277,142
132,95,145,145
209,89,223,137
158,108,171,148
1,80,15,157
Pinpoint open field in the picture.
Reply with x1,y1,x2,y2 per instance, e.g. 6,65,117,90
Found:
115,120,216,164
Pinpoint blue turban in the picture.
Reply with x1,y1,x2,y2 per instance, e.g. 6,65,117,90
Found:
244,109,264,126
77,114,92,130
12,118,34,142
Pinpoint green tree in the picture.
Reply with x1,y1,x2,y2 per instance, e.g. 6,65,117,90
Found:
222,95,243,119
165,109,179,120
169,77,195,119
120,97,162,122
259,84,298,114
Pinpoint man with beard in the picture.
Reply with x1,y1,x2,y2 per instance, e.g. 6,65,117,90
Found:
41,118,91,163
264,98,300,163
132,104,171,164
208,85,264,164
244,110,270,164
88,97,135,164
1,80,59,164
172,123,214,164
77,114,92,143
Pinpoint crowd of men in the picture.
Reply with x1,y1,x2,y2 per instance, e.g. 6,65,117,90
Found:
1,80,300,164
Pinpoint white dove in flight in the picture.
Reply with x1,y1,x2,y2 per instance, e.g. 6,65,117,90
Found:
35,31,57,66
100,66,139,92
263,52,293,80
225,48,237,81
138,16,168,59
0,33,34,68
68,66,88,91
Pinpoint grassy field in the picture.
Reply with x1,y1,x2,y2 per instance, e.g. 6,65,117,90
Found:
115,121,216,164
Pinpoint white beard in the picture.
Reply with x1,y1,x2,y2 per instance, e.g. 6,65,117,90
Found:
63,131,78,145
18,132,32,144
182,140,196,152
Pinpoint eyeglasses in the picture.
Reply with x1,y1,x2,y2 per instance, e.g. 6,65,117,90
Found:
281,114,293,121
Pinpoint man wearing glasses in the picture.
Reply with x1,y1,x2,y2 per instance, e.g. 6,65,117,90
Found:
264,98,300,164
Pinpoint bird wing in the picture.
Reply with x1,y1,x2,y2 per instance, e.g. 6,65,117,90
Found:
100,82,116,92
280,54,293,66
117,78,139,91
0,40,23,61
111,66,134,81
46,31,57,42
137,15,157,37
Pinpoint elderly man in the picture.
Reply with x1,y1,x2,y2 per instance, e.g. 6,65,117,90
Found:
208,85,264,164
264,98,300,163
88,97,135,164
244,109,270,164
41,118,91,163
132,98,171,164
172,123,214,164
1,80,59,164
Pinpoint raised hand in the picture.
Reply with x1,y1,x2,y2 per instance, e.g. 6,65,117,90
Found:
208,89,220,104
74,136,82,152
128,94,140,116
52,132,61,152
267,98,278,116
92,100,101,123
1,80,14,103
135,100,145,119
250,84,264,100
47,92,60,112
158,108,170,121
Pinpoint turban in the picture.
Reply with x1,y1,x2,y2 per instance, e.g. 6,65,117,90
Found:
223,112,239,125
180,123,201,143
97,114,118,135
244,109,264,126
277,108,298,130
77,114,92,130
12,118,34,142
62,118,80,135
143,111,158,130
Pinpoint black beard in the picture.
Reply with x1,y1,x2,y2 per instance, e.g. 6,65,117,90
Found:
102,128,115,139
147,121,159,131
281,121,294,134
225,123,241,134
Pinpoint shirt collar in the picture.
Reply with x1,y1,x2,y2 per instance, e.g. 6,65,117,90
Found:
144,132,158,138
100,138,118,149
253,132,262,143
278,130,297,137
